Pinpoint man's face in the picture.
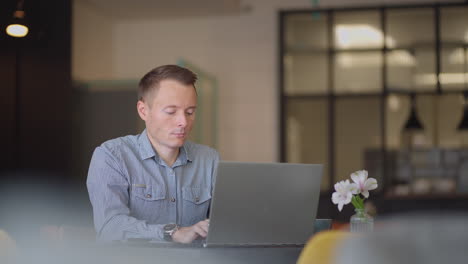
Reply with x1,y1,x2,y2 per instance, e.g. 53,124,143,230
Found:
137,79,197,152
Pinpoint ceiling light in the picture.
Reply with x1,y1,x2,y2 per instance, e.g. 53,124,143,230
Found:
6,1,28,38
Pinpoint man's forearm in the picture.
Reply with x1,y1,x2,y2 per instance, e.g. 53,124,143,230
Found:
97,214,165,241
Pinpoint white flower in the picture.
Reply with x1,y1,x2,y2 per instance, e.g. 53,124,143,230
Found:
350,170,378,198
331,180,358,211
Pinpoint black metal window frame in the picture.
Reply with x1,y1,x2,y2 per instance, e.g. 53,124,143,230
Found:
278,2,468,193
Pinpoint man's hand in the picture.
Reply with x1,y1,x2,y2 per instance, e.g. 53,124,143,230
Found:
171,219,209,244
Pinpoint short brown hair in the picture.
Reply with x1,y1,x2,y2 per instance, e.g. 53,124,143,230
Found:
138,64,198,102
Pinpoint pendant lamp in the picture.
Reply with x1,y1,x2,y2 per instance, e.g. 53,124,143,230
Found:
403,93,424,131
6,0,28,38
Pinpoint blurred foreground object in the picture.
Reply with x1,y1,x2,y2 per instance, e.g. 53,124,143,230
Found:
40,225,95,244
336,213,468,264
297,230,352,264
0,229,17,261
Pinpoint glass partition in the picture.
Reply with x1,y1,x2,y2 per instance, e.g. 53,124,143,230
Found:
335,97,382,188
285,98,329,190
280,4,468,195
284,13,329,95
386,8,436,92
333,11,382,94
440,6,468,92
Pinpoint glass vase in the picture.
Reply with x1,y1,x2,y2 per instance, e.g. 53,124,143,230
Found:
350,208,374,233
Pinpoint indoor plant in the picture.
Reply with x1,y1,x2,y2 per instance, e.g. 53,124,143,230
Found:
331,170,378,232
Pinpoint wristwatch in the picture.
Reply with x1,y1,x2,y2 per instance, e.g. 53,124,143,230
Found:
163,223,179,241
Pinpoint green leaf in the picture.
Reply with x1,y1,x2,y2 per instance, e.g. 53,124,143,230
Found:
351,195,364,209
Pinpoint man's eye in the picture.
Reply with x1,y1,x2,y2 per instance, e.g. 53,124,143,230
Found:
186,110,195,116
164,111,176,115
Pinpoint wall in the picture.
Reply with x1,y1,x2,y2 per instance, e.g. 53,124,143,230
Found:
0,0,72,178
72,0,115,80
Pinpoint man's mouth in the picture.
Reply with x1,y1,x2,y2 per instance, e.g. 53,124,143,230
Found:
172,132,186,138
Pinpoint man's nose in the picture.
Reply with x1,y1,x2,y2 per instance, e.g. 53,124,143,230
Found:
177,113,187,127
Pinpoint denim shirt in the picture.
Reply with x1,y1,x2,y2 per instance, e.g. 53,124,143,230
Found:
86,130,219,241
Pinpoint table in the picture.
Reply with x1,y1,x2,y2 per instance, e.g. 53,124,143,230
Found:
18,243,304,264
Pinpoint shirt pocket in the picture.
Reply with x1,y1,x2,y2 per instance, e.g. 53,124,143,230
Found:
181,187,211,225
130,184,167,223
132,184,166,201
182,187,211,205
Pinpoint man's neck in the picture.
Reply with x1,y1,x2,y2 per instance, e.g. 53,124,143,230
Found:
156,146,179,167
147,137,180,167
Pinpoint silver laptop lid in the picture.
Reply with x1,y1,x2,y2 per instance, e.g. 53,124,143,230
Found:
205,162,323,247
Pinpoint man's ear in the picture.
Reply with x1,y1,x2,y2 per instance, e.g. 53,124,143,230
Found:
137,100,147,121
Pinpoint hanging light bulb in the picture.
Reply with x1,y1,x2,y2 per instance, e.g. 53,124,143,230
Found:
403,93,424,131
6,0,28,38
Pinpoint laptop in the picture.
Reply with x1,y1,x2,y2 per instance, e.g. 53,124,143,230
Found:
203,161,323,247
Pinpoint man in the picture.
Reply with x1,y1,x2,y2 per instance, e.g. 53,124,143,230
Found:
87,65,219,243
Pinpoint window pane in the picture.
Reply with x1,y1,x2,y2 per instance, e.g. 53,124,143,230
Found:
284,13,328,51
440,6,468,92
334,51,382,93
286,98,329,191
284,12,329,95
386,8,434,47
335,97,382,189
386,8,436,92
387,48,436,91
416,94,437,148
334,11,382,50
386,94,410,149
284,53,328,95
440,7,468,43
437,94,464,148
440,47,467,91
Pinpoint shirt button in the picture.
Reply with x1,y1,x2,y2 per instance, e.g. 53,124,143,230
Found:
171,197,176,202
146,194,152,198
195,197,200,203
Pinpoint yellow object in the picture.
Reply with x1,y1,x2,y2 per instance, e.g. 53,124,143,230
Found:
297,230,351,264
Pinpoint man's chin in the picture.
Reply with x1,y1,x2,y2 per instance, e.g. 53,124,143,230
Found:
170,139,186,148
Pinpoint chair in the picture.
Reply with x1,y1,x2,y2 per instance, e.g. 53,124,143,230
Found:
296,230,351,264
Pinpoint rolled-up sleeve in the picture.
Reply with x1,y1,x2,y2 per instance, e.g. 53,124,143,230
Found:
86,147,164,241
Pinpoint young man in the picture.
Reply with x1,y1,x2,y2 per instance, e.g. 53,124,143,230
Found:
87,65,219,243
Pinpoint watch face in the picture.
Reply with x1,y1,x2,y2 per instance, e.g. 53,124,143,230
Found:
163,223,178,241
164,223,177,231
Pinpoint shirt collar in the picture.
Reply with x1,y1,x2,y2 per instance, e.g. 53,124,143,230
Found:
174,144,192,166
138,129,157,160
138,129,192,166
